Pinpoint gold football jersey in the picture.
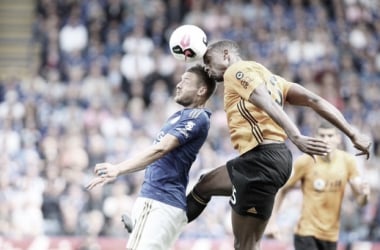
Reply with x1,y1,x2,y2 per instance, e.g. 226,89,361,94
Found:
283,150,359,241
223,60,293,154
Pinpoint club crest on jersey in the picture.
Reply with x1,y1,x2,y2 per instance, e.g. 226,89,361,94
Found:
236,71,244,80
313,178,326,191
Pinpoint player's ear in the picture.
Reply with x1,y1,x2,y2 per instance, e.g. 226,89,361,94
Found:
223,49,229,61
197,86,207,96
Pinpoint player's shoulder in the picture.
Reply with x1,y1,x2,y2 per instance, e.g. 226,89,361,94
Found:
336,149,356,162
227,60,263,74
182,108,211,121
295,153,315,166
224,61,267,85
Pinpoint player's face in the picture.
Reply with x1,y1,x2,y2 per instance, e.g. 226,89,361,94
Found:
316,128,341,151
175,72,202,107
203,50,229,82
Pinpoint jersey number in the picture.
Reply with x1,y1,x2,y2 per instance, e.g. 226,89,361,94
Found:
230,186,237,205
267,75,283,106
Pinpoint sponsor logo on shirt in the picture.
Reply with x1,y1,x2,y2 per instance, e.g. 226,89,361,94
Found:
176,121,196,139
185,121,195,130
240,76,252,89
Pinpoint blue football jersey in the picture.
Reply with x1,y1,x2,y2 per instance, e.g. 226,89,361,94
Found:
139,108,211,210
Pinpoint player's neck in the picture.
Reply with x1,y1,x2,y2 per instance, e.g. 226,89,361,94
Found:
185,102,205,109
320,150,337,162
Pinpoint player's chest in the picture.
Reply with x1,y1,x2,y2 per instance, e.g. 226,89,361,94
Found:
304,164,349,192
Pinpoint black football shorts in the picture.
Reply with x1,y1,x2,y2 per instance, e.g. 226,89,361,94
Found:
294,234,337,250
226,143,292,220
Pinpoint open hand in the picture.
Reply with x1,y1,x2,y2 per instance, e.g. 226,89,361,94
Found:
85,162,120,190
290,135,331,160
86,176,116,190
350,133,371,159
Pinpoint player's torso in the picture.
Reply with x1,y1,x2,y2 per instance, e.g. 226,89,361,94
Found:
296,150,354,240
141,108,210,209
223,61,290,154
303,152,351,196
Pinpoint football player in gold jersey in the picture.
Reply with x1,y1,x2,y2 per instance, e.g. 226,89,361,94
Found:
267,121,370,250
185,40,371,250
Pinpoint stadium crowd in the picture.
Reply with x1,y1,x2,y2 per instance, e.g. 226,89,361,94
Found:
0,0,379,248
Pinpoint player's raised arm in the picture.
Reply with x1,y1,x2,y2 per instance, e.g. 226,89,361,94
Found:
248,83,330,157
285,83,371,159
86,134,180,190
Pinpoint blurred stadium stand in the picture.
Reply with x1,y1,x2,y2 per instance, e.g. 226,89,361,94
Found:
0,0,40,78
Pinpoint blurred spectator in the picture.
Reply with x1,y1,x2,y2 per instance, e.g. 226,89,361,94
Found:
80,61,112,106
102,181,134,236
59,7,88,54
120,24,155,82
0,90,25,127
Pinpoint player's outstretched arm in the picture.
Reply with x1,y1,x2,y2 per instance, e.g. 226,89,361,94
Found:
86,165,117,190
248,83,330,157
86,134,180,190
286,83,371,159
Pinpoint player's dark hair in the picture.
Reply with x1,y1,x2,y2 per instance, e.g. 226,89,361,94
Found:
206,40,240,57
186,64,217,100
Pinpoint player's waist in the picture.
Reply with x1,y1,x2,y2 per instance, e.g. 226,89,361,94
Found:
140,185,187,210
232,135,286,155
260,139,283,145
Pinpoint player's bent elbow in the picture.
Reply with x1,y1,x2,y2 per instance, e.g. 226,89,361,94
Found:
152,146,169,158
303,95,330,113
306,95,323,107
152,142,175,158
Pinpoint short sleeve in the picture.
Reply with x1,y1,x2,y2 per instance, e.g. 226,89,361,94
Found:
283,154,310,188
168,111,209,145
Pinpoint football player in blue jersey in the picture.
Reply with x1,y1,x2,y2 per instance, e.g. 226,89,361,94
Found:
86,64,216,250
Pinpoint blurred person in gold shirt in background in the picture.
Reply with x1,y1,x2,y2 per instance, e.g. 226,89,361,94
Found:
267,121,371,250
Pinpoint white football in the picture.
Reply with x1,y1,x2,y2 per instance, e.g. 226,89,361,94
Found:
169,24,208,62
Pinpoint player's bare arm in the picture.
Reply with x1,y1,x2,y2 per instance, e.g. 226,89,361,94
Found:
248,83,330,156
286,83,371,159
265,186,290,239
266,172,302,238
349,176,371,206
86,134,180,190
